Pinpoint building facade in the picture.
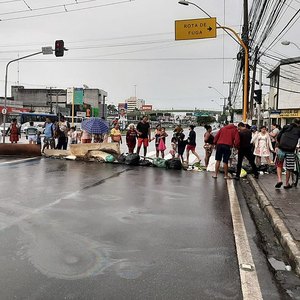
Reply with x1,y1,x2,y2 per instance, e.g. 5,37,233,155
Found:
267,57,300,126
125,97,145,112
8,86,108,119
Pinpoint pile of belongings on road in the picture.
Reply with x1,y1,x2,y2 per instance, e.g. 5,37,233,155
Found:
43,143,205,171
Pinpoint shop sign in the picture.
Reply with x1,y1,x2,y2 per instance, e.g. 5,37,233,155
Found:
280,109,300,118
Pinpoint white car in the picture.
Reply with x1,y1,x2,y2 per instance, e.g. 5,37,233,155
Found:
21,123,45,134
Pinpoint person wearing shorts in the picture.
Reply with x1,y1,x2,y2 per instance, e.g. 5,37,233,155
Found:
136,116,151,158
213,123,240,179
275,118,300,189
42,118,55,153
186,125,201,165
26,121,37,144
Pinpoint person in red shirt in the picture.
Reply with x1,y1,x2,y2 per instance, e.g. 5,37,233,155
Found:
212,123,240,179
6,118,20,143
126,123,138,153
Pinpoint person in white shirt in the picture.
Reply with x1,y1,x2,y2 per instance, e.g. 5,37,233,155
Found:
26,121,37,144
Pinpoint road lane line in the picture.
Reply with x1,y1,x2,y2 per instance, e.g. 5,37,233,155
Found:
0,157,40,165
227,180,263,300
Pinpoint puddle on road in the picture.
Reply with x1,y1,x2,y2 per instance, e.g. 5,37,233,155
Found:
16,214,150,281
109,207,157,224
17,217,121,280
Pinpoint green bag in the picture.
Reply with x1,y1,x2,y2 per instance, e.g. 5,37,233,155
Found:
152,157,166,168
105,154,115,163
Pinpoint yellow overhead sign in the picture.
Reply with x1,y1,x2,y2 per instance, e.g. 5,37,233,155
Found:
175,17,217,40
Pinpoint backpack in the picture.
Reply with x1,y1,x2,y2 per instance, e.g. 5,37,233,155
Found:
279,125,300,152
165,158,182,170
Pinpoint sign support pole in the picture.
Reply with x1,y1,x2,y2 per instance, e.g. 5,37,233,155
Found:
217,26,249,122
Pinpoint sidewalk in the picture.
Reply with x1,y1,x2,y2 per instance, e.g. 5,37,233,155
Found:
247,173,300,276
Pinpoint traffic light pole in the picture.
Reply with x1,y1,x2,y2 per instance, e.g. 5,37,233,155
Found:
217,26,249,122
2,50,43,143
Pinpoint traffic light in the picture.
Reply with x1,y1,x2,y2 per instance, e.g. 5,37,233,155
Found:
55,40,64,57
253,89,262,105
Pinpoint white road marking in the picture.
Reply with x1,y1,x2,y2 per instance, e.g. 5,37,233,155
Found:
227,180,263,300
0,157,40,165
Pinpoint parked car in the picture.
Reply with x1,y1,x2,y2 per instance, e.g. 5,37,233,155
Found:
21,122,45,134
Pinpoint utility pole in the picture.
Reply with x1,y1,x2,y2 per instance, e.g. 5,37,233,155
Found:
223,81,236,122
242,0,249,120
48,87,53,114
257,68,262,127
249,47,259,122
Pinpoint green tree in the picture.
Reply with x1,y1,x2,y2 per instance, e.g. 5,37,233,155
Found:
196,115,216,125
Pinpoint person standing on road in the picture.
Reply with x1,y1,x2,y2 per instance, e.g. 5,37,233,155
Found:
110,123,122,144
25,121,37,144
157,127,168,159
213,122,240,179
251,125,274,166
42,118,55,153
136,116,151,158
269,124,280,161
81,130,92,143
56,116,70,150
6,118,20,144
203,124,214,168
152,124,162,158
68,127,77,144
175,127,186,163
186,125,201,165
275,118,300,189
234,122,259,180
126,123,138,154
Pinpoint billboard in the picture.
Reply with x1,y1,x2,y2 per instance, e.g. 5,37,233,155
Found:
67,87,84,105
141,105,153,111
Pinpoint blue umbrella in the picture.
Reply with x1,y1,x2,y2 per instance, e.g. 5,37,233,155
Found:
81,118,109,134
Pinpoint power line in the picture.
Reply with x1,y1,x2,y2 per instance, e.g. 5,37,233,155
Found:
0,0,20,3
0,0,134,21
0,57,236,62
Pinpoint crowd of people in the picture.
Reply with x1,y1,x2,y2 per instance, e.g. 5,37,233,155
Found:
122,116,202,165
208,119,300,189
4,115,300,189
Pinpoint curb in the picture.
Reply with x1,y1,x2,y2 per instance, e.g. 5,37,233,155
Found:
248,175,300,276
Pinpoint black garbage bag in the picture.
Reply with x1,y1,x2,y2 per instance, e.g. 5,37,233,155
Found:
258,164,268,172
165,158,182,170
267,165,277,174
125,153,140,165
139,159,152,167
117,153,127,163
228,166,236,174
242,164,255,174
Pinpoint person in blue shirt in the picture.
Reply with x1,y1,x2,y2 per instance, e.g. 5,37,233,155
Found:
42,118,55,153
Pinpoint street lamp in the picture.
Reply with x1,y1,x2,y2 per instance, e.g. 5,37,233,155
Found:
2,47,53,143
208,86,227,111
281,40,300,51
208,86,226,98
178,0,215,20
178,0,189,5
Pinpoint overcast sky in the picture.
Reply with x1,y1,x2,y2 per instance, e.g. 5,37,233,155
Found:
0,0,299,110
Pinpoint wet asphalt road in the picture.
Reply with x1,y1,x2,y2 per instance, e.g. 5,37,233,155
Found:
0,157,281,299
